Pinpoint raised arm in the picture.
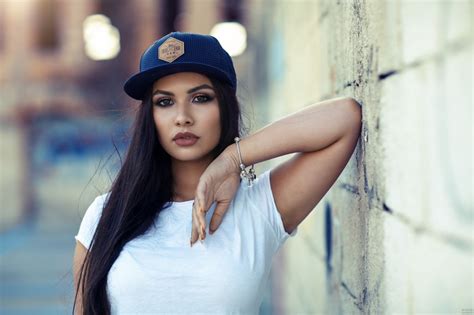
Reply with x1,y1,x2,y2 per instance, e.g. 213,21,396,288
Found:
190,96,361,244
223,96,362,233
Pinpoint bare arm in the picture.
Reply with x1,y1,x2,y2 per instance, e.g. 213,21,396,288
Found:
72,240,88,315
225,97,361,163
191,96,361,242
223,96,362,233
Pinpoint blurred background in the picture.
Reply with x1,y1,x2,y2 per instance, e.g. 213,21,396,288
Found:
0,0,472,314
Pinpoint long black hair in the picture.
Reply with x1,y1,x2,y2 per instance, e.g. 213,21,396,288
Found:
73,76,246,314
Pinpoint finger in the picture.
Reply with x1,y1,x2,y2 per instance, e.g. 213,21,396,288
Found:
190,202,200,246
197,204,207,241
195,182,209,240
196,181,209,214
190,204,196,246
209,202,229,234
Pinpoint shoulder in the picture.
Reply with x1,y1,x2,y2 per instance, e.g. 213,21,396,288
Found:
75,192,111,250
95,192,111,205
84,192,111,219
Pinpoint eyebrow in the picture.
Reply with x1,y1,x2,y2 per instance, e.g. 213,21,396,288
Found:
152,84,215,96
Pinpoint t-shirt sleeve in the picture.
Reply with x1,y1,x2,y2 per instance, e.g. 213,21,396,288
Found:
74,193,109,250
247,169,298,249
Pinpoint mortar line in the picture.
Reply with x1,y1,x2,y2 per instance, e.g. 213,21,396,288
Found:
387,210,473,252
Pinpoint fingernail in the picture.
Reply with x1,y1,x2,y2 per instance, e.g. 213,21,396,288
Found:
209,229,214,235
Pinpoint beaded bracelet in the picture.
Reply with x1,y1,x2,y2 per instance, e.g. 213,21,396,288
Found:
234,137,256,187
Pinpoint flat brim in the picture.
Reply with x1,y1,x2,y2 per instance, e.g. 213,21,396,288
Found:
123,62,235,100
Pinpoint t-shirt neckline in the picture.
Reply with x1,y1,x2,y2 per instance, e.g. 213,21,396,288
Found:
170,199,194,207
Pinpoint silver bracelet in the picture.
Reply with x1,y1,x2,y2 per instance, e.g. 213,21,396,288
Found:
234,137,256,187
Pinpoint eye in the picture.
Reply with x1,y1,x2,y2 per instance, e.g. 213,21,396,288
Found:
193,94,214,103
154,98,173,107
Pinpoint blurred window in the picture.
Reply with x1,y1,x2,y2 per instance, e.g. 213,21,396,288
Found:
36,0,59,51
161,0,181,35
224,0,242,22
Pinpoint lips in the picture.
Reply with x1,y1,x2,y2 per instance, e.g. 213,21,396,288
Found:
173,132,199,141
173,131,199,147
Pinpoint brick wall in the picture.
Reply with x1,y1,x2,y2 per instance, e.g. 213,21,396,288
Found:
247,0,473,314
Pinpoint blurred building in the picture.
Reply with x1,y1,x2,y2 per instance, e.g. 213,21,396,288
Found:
0,0,253,229
0,1,267,313
1,0,136,230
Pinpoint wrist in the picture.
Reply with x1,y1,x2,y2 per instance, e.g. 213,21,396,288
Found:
226,137,257,186
223,143,240,175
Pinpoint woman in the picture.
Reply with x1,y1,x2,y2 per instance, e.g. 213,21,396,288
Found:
73,32,362,314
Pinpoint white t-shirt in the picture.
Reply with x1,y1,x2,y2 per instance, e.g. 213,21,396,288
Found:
75,169,297,315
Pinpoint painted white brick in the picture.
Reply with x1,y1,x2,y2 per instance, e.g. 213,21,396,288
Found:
383,212,417,314
446,0,473,43
411,231,473,313
375,0,403,73
426,48,473,240
319,18,332,98
400,0,441,64
340,287,364,315
380,66,431,225
384,204,473,314
333,188,367,298
381,49,472,240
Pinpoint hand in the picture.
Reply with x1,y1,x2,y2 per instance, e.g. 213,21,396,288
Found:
190,146,240,246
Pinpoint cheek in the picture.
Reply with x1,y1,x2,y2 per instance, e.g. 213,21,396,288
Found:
208,107,221,137
152,112,166,138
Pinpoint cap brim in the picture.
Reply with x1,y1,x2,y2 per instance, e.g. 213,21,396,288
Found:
123,63,234,100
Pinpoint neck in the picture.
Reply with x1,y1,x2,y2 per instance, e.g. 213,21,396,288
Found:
171,156,213,202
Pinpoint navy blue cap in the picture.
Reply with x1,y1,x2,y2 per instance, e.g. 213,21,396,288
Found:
124,32,237,100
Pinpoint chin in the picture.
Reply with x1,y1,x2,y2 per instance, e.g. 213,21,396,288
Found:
169,150,210,162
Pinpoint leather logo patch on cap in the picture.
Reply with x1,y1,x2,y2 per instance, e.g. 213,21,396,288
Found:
158,37,184,63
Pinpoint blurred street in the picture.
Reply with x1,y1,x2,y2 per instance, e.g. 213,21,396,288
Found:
1,218,76,314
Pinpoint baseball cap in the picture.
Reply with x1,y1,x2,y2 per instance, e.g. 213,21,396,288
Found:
123,32,237,100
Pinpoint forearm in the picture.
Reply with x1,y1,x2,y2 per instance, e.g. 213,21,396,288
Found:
224,96,361,169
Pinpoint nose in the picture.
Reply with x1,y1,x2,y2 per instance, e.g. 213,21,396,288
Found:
174,104,194,126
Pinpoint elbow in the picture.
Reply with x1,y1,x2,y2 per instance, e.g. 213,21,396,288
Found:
345,96,362,111
345,96,362,108
342,97,363,135
346,97,362,121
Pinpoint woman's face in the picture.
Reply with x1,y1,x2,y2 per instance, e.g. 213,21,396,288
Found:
152,72,221,163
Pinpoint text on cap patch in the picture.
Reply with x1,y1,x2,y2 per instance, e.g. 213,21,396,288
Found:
158,37,184,63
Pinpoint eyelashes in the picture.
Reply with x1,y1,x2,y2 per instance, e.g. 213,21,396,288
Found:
153,94,215,107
